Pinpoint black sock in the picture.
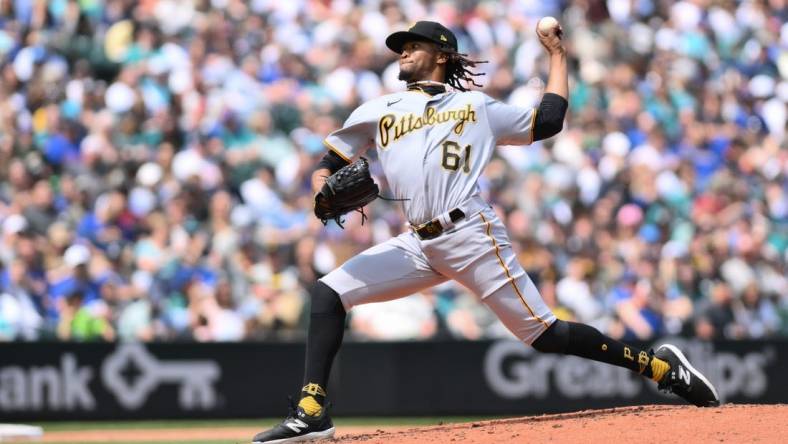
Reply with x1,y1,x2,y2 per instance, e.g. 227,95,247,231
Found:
303,309,346,388
565,322,659,378
300,281,346,412
533,320,670,381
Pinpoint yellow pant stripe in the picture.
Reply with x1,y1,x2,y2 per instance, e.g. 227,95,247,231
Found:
479,213,549,329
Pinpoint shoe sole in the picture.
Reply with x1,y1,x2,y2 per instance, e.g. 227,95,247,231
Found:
252,427,335,444
659,344,720,405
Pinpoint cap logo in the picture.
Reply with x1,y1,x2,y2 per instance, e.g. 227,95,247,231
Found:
440,34,448,42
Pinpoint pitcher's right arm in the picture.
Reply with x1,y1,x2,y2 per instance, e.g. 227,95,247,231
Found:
485,21,569,146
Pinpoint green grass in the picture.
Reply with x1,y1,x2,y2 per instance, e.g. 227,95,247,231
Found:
44,442,232,444
27,416,503,444
32,419,267,432
34,416,497,432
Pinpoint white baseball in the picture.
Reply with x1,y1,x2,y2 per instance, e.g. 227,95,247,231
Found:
537,16,559,36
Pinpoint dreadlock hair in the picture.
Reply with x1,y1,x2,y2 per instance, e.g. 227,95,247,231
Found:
441,49,488,92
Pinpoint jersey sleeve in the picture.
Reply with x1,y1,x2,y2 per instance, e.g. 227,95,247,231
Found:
484,94,537,146
323,104,376,162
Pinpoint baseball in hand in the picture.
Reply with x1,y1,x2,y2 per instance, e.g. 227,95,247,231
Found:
537,16,560,36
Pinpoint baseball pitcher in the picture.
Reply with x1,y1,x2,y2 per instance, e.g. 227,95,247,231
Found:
253,20,719,444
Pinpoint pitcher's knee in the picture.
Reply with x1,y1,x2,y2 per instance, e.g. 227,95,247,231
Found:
311,281,346,317
531,319,569,354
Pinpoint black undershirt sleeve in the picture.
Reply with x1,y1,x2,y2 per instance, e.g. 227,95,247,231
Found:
533,93,568,141
316,150,350,174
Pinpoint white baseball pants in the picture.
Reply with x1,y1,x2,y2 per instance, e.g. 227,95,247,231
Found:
320,206,556,344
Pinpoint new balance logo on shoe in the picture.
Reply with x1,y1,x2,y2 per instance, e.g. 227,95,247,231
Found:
285,419,309,433
678,366,691,385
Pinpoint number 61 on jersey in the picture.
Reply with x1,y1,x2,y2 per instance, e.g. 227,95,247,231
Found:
441,141,472,173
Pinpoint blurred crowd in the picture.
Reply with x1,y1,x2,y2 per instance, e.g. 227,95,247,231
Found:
0,0,786,343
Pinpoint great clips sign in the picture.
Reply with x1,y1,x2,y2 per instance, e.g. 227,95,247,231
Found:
482,338,776,404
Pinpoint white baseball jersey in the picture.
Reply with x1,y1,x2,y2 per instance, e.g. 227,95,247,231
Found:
320,86,556,344
323,89,536,225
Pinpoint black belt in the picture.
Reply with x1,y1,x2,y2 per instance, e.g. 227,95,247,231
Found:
413,208,466,240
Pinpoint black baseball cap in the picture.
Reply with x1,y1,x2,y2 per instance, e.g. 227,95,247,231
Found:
386,21,458,54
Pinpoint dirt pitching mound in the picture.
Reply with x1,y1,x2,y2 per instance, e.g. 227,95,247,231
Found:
333,404,788,444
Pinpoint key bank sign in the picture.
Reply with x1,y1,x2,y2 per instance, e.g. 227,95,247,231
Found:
0,344,220,411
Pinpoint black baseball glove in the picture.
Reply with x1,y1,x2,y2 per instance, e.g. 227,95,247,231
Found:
314,158,379,228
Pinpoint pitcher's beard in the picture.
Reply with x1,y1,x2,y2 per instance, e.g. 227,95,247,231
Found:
398,68,415,82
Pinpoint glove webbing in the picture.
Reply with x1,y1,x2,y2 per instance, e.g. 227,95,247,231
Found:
320,191,409,228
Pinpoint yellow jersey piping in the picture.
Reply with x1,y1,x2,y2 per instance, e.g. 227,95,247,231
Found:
527,107,538,145
322,139,352,162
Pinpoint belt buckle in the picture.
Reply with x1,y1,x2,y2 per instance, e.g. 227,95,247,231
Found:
416,220,443,240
